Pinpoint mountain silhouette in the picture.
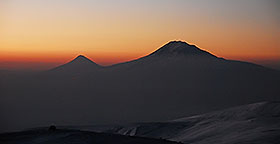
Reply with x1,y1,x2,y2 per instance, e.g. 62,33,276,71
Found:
49,55,101,74
0,40,279,133
72,55,96,64
110,41,222,69
149,41,216,57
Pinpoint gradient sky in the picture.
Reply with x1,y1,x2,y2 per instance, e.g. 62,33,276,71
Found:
0,0,279,70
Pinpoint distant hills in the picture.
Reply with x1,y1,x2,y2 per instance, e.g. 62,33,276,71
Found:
0,41,279,133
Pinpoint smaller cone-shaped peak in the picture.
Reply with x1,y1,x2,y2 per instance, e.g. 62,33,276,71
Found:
49,54,101,73
72,55,92,62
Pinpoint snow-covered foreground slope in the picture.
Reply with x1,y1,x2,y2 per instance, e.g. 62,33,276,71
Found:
0,129,180,144
74,101,280,144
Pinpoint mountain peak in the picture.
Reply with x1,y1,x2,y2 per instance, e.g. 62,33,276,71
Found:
167,40,191,45
69,55,99,65
77,54,86,58
49,55,100,73
149,41,216,57
73,55,91,61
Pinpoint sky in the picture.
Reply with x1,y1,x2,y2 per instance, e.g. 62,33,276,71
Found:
0,0,279,70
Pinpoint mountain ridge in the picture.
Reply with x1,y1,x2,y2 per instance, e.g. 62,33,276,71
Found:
107,41,225,69
1,40,279,133
46,41,276,71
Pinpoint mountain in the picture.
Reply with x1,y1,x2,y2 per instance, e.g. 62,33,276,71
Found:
70,101,280,144
110,41,219,69
0,129,180,144
149,41,216,57
49,55,102,74
0,41,279,133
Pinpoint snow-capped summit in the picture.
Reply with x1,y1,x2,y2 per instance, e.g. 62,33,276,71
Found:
149,41,216,57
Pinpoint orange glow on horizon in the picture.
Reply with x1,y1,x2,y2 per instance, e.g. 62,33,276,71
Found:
1,46,279,71
0,51,149,70
0,0,279,70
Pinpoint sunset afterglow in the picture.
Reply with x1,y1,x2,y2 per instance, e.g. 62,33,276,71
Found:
0,0,279,70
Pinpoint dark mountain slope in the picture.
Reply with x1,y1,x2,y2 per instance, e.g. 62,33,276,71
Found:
105,41,279,109
0,41,279,133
